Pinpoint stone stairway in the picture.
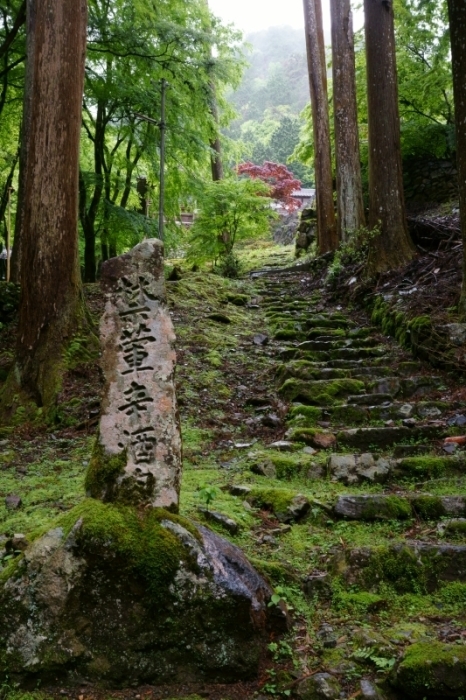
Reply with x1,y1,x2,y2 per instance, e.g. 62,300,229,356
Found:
250,269,466,699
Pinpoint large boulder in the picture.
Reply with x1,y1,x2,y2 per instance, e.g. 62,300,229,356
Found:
0,500,286,686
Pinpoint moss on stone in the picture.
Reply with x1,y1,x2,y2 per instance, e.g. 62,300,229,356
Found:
412,496,446,520
333,591,384,613
394,641,466,696
278,378,365,405
397,456,452,479
248,487,297,516
364,546,426,593
57,499,200,603
360,496,412,521
85,437,127,499
287,405,322,425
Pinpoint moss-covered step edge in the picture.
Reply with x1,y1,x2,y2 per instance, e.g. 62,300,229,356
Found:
333,494,466,521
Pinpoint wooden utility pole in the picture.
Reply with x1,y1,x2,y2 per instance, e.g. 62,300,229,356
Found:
330,0,365,241
446,0,466,317
302,0,338,254
364,0,415,274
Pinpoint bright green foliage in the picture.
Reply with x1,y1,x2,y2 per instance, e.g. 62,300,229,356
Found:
187,178,274,270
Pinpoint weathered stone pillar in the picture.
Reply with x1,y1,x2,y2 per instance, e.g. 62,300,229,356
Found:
86,239,182,511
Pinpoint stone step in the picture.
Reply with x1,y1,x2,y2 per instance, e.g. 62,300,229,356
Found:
327,453,466,483
334,494,466,520
335,424,446,449
289,401,448,428
279,375,444,406
331,541,466,592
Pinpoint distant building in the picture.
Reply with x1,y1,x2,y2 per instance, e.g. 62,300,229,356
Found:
291,188,316,208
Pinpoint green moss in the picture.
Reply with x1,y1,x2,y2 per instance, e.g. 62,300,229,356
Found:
273,328,304,341
438,581,466,605
278,378,365,405
223,293,249,306
408,315,432,332
333,591,384,613
359,496,412,521
287,405,322,425
412,496,446,520
248,487,297,516
286,427,320,445
84,437,127,499
364,546,426,593
397,456,453,479
394,641,466,695
56,499,200,603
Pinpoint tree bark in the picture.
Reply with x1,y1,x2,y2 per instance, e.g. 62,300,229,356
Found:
330,0,365,241
302,0,338,254
446,0,466,317
13,0,88,408
364,0,415,274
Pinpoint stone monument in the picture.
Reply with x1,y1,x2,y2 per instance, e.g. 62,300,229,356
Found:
0,240,287,687
86,239,182,510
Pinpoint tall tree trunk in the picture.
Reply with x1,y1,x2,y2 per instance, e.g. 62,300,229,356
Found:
302,0,338,254
446,0,466,317
209,93,224,182
364,0,415,274
13,0,88,409
330,0,365,241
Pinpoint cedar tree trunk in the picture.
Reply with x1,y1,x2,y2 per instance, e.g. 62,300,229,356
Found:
303,0,338,254
364,0,415,274
330,0,365,241
446,0,466,317
14,0,87,408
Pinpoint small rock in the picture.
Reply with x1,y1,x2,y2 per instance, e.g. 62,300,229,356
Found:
443,442,458,454
234,442,253,449
447,414,466,427
303,571,332,599
10,534,29,551
198,509,239,535
297,672,341,700
242,500,253,511
312,433,336,449
418,405,442,419
260,534,277,545
227,485,251,497
398,404,414,418
360,679,384,700
279,494,310,523
317,623,338,648
5,494,22,510
444,435,466,445
303,446,318,455
269,440,294,451
251,460,277,479
261,413,281,428
402,418,416,428
253,333,269,346
443,322,466,345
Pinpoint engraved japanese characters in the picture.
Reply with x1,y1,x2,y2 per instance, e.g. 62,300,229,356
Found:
90,239,182,511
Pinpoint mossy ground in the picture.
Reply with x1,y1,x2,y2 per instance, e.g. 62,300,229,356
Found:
1,242,466,699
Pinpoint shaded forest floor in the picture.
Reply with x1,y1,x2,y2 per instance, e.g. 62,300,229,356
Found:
1,209,466,700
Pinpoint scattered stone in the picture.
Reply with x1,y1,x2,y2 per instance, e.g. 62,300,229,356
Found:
226,485,251,497
303,446,318,455
334,495,411,521
88,240,182,510
297,672,341,700
442,323,466,346
234,442,253,449
253,333,269,346
312,433,336,449
444,435,466,445
402,418,416,428
5,494,22,510
328,453,392,485
278,494,310,523
198,508,239,535
317,623,338,648
261,413,281,428
398,403,414,418
269,441,294,451
447,414,466,427
303,571,332,599
360,680,384,700
437,518,466,535
251,460,277,479
443,442,458,454
7,534,29,552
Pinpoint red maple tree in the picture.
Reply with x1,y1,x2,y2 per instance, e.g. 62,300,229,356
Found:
237,161,302,212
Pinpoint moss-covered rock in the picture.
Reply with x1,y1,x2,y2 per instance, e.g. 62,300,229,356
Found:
0,500,285,686
392,641,466,698
278,378,365,405
396,456,462,479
